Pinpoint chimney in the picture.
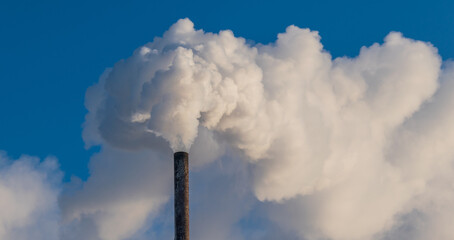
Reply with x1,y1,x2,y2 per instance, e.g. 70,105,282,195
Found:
174,152,189,240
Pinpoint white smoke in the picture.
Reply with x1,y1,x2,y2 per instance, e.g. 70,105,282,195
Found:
0,152,61,240
1,18,451,240
78,18,454,240
59,147,172,240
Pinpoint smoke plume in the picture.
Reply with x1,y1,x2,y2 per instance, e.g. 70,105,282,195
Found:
4,18,452,240
0,152,61,240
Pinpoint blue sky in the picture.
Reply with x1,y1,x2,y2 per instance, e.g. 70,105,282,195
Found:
2,1,454,240
1,0,453,180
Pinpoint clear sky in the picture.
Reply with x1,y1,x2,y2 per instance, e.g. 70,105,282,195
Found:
2,1,454,239
1,0,453,180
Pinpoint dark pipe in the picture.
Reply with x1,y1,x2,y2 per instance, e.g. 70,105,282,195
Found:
174,152,189,240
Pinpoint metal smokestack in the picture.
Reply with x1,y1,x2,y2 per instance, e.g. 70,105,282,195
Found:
174,151,189,240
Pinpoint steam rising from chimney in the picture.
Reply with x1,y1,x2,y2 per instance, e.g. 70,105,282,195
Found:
80,18,454,240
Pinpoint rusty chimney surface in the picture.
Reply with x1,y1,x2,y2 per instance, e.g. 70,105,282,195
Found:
174,151,189,240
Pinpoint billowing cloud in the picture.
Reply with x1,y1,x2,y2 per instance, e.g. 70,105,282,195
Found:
0,152,61,240
3,18,454,240
78,18,454,240
59,146,172,240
